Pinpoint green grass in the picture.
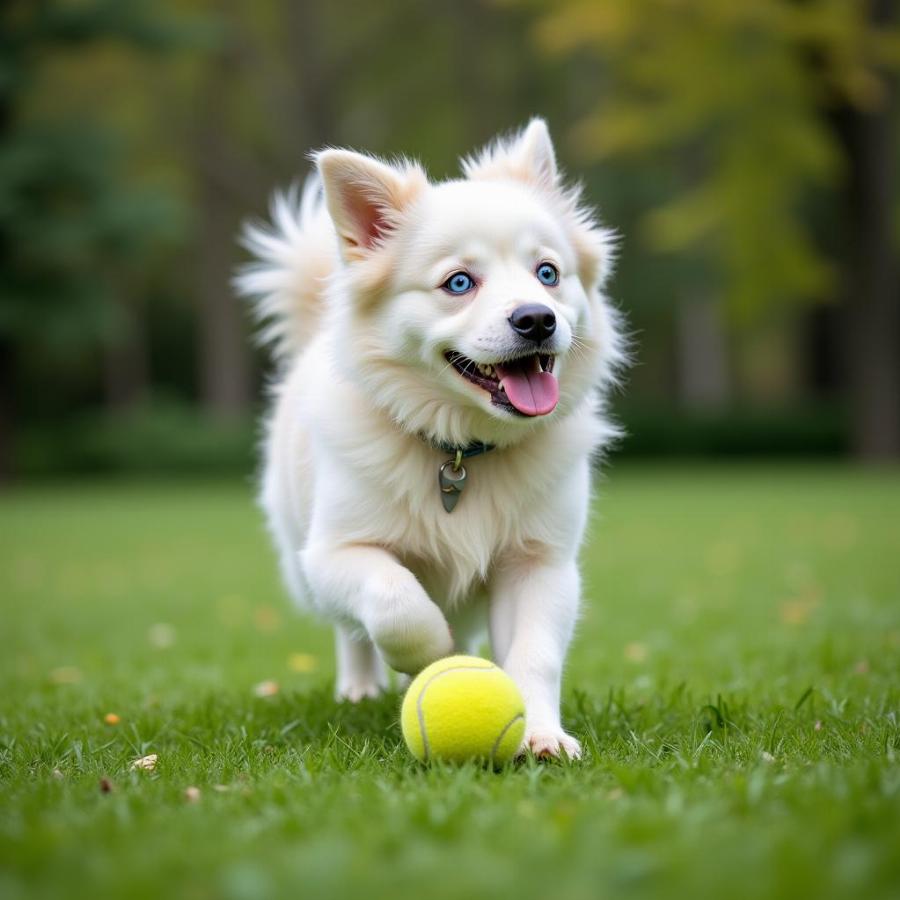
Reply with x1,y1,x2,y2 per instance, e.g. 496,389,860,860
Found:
1,465,899,900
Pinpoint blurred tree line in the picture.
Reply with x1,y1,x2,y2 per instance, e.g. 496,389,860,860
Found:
534,0,900,459
0,0,897,479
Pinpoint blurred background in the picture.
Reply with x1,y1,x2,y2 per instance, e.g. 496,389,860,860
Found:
1,0,898,482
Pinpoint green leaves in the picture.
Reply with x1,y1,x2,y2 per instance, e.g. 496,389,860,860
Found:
533,0,897,315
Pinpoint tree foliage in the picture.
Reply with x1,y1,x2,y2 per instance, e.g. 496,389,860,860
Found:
0,0,188,353
2,0,896,469
532,0,900,315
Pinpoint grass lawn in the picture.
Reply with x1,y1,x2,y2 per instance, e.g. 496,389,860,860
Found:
1,464,898,900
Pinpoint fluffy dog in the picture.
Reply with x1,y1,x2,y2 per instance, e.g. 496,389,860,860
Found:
237,120,624,758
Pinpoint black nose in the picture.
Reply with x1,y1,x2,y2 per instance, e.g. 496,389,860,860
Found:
509,303,556,343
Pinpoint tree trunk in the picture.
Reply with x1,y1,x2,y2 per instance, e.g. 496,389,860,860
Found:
283,0,338,149
805,304,842,396
0,338,13,483
188,0,346,422
839,0,899,459
192,45,253,422
103,293,150,413
674,295,731,410
196,167,252,420
0,86,12,482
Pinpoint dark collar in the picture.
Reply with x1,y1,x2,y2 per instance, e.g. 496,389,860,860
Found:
420,435,496,460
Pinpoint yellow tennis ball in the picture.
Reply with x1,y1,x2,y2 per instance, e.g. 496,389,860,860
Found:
401,655,526,765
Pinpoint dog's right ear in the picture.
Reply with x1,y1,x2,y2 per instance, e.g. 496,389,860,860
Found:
315,150,426,262
462,119,560,191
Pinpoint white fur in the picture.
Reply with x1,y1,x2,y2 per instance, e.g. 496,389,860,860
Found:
236,120,625,758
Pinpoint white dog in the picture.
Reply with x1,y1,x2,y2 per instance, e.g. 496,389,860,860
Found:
237,120,624,758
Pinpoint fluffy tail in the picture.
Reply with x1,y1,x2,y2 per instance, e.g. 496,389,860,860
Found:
234,175,336,363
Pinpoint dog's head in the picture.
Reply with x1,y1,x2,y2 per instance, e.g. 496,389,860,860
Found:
317,120,624,447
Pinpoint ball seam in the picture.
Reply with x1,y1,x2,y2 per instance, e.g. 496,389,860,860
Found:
490,712,525,764
415,663,501,763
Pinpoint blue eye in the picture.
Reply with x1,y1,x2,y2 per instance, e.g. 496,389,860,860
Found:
536,262,559,286
442,271,475,295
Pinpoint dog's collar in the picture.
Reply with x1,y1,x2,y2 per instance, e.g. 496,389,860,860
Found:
426,437,496,460
418,435,496,514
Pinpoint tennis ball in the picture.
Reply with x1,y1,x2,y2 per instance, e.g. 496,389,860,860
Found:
401,655,525,765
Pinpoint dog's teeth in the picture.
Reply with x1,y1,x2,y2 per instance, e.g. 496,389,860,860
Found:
476,363,494,378
531,356,542,374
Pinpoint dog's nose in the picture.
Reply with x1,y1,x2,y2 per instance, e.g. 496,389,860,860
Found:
509,303,556,343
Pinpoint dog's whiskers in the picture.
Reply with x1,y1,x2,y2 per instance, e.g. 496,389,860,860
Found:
568,333,592,365
438,351,464,378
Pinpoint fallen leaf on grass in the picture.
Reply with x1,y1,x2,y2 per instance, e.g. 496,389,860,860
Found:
184,786,201,803
131,753,158,771
99,777,114,793
253,680,279,698
253,606,281,633
779,590,820,626
104,713,121,725
288,653,318,673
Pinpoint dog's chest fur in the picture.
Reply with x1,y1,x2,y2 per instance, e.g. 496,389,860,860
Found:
336,445,589,606
274,341,601,609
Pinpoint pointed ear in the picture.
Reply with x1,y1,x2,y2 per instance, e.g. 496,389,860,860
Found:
315,149,426,261
513,118,558,186
463,118,559,188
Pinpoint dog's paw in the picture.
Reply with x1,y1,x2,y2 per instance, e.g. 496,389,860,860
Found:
335,680,383,703
520,729,582,761
369,592,454,675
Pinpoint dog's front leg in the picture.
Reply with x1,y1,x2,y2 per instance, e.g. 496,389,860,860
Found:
333,624,388,702
490,555,582,759
302,543,454,675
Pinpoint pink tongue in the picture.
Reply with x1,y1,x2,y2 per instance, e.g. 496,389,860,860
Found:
496,363,559,416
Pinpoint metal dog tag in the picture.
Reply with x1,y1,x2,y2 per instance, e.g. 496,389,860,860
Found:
438,460,467,513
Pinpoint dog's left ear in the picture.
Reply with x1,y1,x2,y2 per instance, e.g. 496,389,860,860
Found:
316,149,426,262
463,118,559,189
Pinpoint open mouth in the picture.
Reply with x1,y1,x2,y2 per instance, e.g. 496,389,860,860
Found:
445,351,559,417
